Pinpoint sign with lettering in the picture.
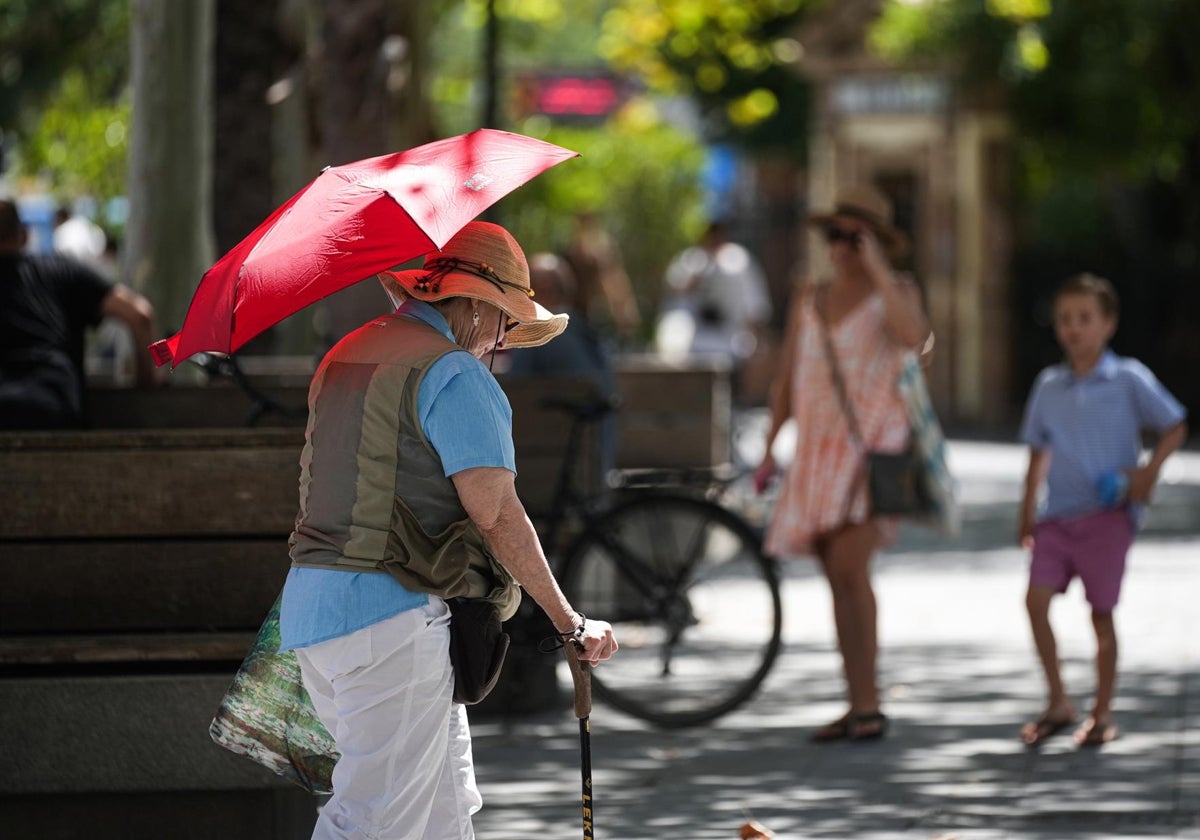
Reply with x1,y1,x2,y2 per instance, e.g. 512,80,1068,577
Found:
830,75,950,115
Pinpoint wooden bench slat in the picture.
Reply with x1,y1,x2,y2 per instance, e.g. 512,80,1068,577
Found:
0,632,255,665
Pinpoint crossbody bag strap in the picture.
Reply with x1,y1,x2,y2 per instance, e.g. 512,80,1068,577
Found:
815,284,865,449
815,285,873,523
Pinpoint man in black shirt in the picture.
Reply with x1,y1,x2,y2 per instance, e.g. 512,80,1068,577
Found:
0,198,159,430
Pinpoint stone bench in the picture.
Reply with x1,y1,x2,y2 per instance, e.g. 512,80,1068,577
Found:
0,427,314,839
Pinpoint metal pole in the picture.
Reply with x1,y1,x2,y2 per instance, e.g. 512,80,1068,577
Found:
482,0,499,129
481,0,500,224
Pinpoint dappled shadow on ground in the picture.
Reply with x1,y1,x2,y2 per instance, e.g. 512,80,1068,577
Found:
470,639,1198,840
472,445,1200,838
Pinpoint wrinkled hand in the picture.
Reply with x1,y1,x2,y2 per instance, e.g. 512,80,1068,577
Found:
576,619,618,665
753,454,777,495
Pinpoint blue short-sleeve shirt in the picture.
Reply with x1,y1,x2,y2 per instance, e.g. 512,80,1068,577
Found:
1019,350,1185,521
279,300,515,651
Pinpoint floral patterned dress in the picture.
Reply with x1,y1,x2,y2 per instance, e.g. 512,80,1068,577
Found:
764,290,911,558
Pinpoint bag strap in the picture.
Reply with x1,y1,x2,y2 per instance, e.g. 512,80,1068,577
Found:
815,285,865,449
814,285,873,524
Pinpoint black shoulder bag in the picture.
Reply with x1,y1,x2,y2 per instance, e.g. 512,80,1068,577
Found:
815,286,933,518
448,596,510,705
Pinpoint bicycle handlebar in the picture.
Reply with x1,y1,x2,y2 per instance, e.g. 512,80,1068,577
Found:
537,394,622,421
189,352,309,427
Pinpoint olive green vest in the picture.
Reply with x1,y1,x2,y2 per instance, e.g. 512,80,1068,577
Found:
289,313,520,619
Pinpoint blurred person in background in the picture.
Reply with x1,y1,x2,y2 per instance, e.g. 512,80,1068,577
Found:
0,197,159,430
753,186,929,742
656,219,772,393
563,210,642,344
507,252,615,394
52,202,107,266
506,251,619,474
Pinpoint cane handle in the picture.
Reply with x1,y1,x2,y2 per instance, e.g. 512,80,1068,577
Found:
564,640,592,719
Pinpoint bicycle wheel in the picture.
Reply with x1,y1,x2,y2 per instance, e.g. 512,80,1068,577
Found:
557,492,782,728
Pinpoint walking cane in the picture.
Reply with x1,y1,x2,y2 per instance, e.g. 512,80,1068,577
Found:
564,641,594,840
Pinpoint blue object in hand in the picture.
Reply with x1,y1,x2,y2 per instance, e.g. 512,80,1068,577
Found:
1097,471,1130,507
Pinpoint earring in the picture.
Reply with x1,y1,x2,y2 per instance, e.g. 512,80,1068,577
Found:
472,309,480,326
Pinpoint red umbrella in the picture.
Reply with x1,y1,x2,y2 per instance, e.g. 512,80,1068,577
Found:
150,129,578,368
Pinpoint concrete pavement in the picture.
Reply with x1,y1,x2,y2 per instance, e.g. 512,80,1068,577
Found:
469,439,1200,840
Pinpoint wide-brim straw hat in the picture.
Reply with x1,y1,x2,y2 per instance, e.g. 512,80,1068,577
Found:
808,185,910,261
378,221,568,349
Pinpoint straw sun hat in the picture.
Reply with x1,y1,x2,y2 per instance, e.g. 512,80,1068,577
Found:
808,185,910,261
378,221,568,349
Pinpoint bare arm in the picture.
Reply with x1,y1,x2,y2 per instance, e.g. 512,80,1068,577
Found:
754,289,804,493
452,465,617,664
101,284,161,387
1019,448,1050,549
859,232,930,349
596,239,641,337
1129,419,1188,503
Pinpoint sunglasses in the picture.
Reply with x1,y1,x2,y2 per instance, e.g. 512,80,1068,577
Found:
823,225,862,246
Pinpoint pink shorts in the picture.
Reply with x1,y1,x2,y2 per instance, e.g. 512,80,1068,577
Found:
1029,508,1135,611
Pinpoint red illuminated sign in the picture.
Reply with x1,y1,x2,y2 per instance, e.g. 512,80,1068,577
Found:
516,73,628,122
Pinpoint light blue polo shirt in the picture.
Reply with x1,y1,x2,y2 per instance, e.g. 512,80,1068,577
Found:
1019,350,1185,521
278,300,516,651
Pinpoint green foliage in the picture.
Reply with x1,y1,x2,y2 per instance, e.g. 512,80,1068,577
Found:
427,0,710,333
431,0,618,132
871,0,1200,196
1,0,130,210
599,0,815,156
17,69,130,207
0,0,129,127
496,118,708,333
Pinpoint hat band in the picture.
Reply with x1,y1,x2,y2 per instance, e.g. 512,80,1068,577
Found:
415,257,535,299
833,205,891,234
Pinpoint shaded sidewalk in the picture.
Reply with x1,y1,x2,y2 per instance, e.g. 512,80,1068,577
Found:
469,441,1200,839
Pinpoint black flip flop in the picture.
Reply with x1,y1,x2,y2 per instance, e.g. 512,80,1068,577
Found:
809,714,851,743
846,712,888,741
810,712,889,742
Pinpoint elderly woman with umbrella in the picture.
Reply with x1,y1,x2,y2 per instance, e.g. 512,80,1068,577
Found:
279,220,618,839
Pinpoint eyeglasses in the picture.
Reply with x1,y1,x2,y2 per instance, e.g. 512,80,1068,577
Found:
823,226,861,246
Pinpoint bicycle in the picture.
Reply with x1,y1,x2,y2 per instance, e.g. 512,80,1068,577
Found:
537,395,783,728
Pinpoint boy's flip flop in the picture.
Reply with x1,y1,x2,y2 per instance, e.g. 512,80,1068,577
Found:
1021,714,1075,746
1074,717,1119,747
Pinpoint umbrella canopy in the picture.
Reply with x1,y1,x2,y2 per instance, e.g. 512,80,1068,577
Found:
150,129,578,368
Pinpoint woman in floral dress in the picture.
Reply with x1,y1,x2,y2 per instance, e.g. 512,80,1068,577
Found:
754,186,931,741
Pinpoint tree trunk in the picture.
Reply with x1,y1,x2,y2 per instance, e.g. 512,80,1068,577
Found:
125,0,216,342
315,0,435,350
213,0,288,258
213,0,308,355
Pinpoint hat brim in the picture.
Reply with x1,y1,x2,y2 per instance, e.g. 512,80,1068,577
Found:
808,212,909,262
378,268,568,349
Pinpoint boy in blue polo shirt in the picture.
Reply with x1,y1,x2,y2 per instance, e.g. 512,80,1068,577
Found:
1017,274,1187,748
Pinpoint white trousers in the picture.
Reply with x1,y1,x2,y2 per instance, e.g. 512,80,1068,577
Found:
296,598,481,840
